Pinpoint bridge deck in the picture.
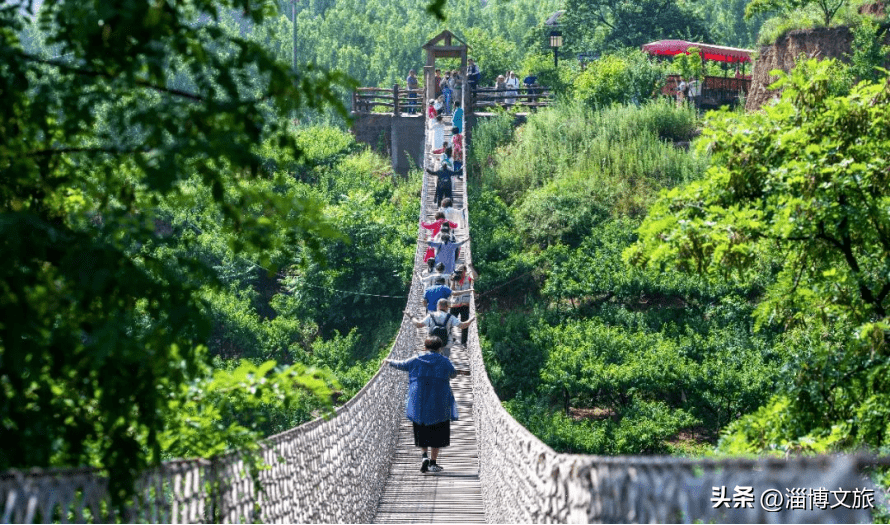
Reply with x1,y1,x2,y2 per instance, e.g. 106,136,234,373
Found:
372,345,484,524
372,118,486,524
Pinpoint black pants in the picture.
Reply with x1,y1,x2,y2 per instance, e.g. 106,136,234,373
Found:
450,304,470,345
435,182,452,208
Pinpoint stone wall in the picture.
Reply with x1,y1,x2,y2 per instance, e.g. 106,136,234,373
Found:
350,113,426,175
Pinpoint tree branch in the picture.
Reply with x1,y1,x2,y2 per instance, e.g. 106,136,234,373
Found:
21,53,204,102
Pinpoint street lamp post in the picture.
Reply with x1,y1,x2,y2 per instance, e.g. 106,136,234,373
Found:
549,30,563,68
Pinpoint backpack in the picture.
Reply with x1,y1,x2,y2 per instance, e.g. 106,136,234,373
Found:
430,313,453,345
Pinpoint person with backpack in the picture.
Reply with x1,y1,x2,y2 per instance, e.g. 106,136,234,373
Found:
408,298,476,358
383,336,461,473
426,163,461,208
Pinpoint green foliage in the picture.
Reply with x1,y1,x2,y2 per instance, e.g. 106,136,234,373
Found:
483,100,703,241
504,394,697,454
468,111,517,177
752,0,872,44
848,17,890,83
719,317,890,453
0,0,354,501
745,0,847,26
562,0,711,55
1,2,431,501
672,47,704,81
572,50,668,108
519,53,573,95
628,59,885,326
470,96,785,455
686,0,768,48
288,0,561,94
629,58,890,453
160,359,339,459
462,27,522,86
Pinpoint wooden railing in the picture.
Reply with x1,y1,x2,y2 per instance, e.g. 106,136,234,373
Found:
661,74,751,107
470,86,552,112
352,84,553,115
352,85,423,114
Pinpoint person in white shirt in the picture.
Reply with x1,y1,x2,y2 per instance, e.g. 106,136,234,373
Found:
420,262,447,287
438,198,464,230
505,71,519,105
430,115,445,150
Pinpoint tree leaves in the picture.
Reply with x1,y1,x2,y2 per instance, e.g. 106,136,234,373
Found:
630,58,890,452
0,0,347,501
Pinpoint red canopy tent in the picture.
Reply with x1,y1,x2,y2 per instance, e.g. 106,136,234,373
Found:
642,40,753,63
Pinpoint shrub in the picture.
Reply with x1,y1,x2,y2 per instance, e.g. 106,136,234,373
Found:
572,50,667,108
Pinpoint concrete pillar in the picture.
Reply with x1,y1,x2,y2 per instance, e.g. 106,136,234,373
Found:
391,114,400,176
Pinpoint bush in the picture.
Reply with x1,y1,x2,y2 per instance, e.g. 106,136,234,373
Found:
572,50,667,108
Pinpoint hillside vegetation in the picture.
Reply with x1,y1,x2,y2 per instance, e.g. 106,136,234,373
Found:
470,57,890,511
469,100,783,455
5,0,890,512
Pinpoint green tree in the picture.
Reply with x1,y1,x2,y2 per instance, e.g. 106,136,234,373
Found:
562,0,711,55
0,0,348,501
848,17,890,83
627,59,890,451
572,50,667,108
744,0,845,26
673,47,704,81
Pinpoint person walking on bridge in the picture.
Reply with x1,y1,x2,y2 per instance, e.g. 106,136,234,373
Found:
452,102,464,134
384,335,460,473
426,163,461,207
428,232,469,275
411,298,476,358
449,263,477,347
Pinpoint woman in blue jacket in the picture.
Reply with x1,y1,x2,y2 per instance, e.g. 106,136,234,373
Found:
384,336,458,473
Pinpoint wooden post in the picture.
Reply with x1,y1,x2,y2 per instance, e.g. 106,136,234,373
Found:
393,84,400,116
423,65,434,110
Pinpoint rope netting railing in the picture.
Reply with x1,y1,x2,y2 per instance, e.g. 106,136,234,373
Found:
0,152,437,523
4,106,889,524
461,192,887,522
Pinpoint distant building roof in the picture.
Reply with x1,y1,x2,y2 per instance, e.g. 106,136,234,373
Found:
642,40,753,63
544,10,565,27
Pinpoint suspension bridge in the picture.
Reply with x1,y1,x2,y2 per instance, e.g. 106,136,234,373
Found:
2,33,886,524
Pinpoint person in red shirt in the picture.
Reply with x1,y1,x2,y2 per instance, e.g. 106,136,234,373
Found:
421,212,458,262
450,127,463,169
427,99,437,120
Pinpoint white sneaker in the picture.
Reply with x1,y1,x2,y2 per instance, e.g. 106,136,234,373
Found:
428,464,444,473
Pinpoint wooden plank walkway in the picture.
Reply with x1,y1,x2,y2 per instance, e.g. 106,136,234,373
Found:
372,344,484,524
372,117,486,524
